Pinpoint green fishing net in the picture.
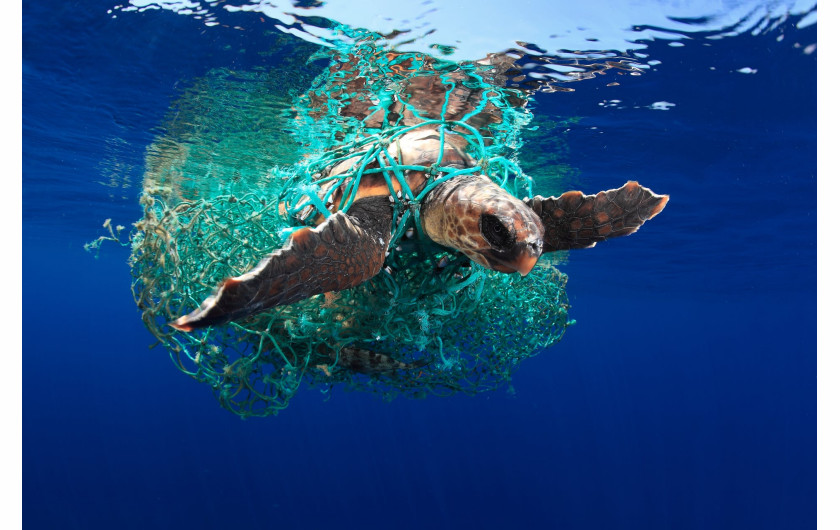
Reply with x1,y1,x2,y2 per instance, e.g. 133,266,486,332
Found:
127,35,573,418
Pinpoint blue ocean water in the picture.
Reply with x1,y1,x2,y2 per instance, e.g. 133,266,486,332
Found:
23,1,816,529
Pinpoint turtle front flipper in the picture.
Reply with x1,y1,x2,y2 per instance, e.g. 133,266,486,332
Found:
170,196,393,332
526,181,668,252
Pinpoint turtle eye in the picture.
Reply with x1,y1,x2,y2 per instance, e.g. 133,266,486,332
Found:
480,213,514,250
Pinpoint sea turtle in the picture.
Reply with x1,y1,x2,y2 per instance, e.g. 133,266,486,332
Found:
170,125,668,332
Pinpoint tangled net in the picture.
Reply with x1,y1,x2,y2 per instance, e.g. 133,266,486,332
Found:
128,34,573,418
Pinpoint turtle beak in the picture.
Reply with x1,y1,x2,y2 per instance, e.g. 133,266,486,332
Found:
513,238,543,276
515,254,538,276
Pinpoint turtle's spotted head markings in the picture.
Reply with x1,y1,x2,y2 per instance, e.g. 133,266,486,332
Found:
478,210,543,275
421,174,544,276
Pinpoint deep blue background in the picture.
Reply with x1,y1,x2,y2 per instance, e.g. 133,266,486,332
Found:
23,2,815,529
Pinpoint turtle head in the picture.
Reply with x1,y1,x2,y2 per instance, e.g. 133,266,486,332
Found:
421,174,544,276
475,207,544,275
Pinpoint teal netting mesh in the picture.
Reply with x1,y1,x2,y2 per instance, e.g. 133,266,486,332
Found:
125,36,573,418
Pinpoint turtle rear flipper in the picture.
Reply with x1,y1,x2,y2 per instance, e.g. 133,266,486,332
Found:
170,196,393,332
526,181,668,252
337,345,432,375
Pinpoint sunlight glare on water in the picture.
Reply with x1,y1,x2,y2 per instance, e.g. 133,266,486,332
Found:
117,0,816,63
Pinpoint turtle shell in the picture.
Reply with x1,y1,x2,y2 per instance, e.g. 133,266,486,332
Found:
281,126,477,227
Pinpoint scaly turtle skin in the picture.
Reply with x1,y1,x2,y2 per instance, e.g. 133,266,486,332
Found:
170,126,668,333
